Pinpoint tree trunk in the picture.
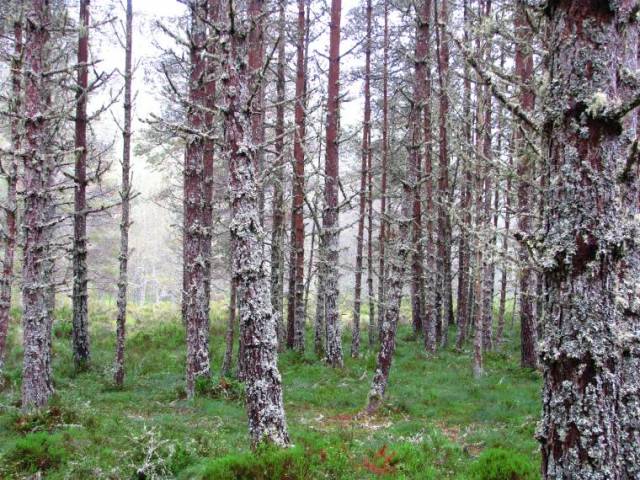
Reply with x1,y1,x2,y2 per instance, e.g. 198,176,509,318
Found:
514,0,536,369
183,0,211,398
435,0,452,348
322,0,344,368
270,0,286,350
455,0,472,351
376,0,389,342
352,0,372,358
21,0,54,410
221,276,236,377
223,0,289,447
114,0,133,388
72,0,91,371
0,15,22,374
286,0,307,353
539,2,640,477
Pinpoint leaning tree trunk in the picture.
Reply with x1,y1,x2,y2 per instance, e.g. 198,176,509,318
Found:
538,2,640,478
322,0,344,368
183,0,211,398
114,0,133,388
0,16,22,374
72,0,91,371
223,0,289,447
21,0,54,410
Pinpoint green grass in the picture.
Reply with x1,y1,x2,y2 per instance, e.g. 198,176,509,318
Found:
0,300,541,479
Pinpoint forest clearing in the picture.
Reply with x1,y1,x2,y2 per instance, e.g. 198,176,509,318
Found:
0,0,639,478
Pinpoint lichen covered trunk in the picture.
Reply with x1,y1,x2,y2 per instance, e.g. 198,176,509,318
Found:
0,18,22,373
114,0,133,388
224,0,289,446
322,0,344,368
21,0,54,410
183,0,211,397
539,2,640,477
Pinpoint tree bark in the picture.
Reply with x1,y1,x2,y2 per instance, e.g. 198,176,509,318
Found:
352,0,372,358
514,0,536,369
270,0,286,350
114,0,133,388
72,0,91,371
286,0,307,353
223,0,289,447
376,0,389,343
21,0,54,410
0,13,22,374
183,0,211,398
539,2,640,477
221,276,236,377
322,0,344,368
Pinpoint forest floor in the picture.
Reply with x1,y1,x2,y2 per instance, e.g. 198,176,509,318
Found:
0,301,540,479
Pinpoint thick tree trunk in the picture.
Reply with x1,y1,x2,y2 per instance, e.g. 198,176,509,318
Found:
223,0,289,447
183,0,211,398
352,0,372,358
114,0,133,388
72,0,91,371
21,0,54,410
0,16,22,374
539,2,640,477
322,0,344,368
270,0,286,350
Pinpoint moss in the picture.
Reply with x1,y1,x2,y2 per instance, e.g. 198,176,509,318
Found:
2,432,70,475
466,448,537,480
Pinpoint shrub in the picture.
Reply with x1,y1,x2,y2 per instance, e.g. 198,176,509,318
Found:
2,432,69,475
467,448,537,480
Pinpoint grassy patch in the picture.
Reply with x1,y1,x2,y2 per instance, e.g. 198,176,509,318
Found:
0,300,540,478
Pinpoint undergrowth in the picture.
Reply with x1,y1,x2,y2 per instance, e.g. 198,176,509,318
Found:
0,299,540,478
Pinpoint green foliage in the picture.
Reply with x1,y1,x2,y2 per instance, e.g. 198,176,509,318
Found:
2,432,69,475
0,300,541,479
466,448,537,480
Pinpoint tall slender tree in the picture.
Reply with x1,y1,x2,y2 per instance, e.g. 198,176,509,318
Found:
352,0,372,358
287,0,306,353
322,0,344,368
72,0,91,370
114,0,133,388
0,8,22,374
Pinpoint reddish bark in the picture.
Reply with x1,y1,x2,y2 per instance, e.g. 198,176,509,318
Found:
286,0,306,353
322,0,344,368
352,0,372,358
22,0,54,410
271,0,286,349
514,0,536,369
72,0,91,370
